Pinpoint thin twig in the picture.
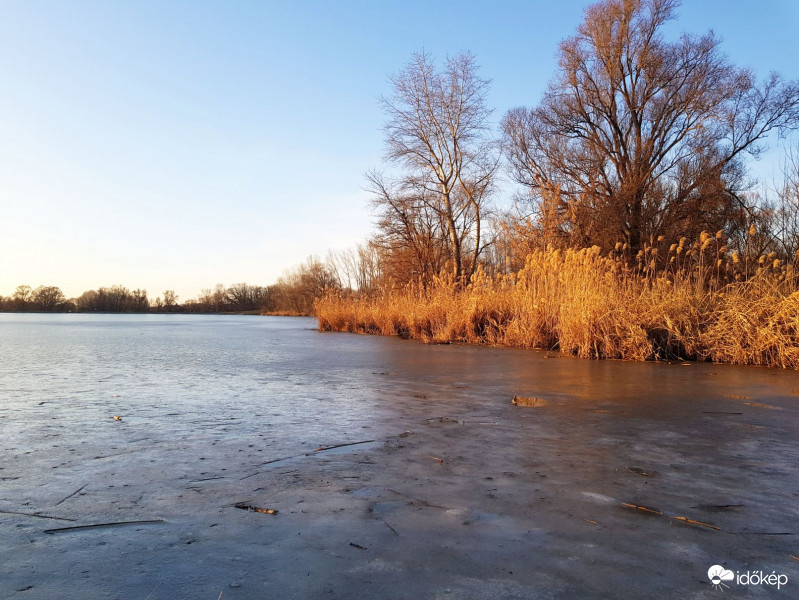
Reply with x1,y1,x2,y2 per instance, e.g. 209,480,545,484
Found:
311,440,375,454
622,502,662,515
44,518,164,534
261,455,298,465
622,502,719,530
0,509,76,521
144,582,161,600
668,515,720,530
54,483,88,506
690,504,744,511
381,519,400,536
240,438,383,480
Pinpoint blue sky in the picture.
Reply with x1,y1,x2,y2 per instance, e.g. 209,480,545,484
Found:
1,0,798,300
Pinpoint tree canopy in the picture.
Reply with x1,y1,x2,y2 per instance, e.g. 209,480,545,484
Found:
503,0,799,252
371,51,497,285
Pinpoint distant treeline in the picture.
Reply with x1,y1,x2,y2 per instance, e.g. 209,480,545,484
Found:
1,257,340,316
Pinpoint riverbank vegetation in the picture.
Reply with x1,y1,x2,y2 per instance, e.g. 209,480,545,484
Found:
316,0,799,369
317,236,799,368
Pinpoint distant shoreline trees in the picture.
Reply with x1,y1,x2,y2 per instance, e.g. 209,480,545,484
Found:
1,285,70,312
0,257,340,316
74,286,150,312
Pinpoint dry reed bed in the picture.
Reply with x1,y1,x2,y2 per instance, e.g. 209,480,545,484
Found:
315,246,799,369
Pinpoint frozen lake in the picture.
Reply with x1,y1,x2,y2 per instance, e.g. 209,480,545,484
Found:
1,314,797,598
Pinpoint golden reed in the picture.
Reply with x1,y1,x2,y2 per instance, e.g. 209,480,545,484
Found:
316,241,799,369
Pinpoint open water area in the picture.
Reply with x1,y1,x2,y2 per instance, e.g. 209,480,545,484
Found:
1,314,797,599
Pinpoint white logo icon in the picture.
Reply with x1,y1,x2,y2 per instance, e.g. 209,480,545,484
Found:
708,565,735,590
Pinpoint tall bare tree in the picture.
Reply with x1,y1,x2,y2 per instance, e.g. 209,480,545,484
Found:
771,144,799,260
31,286,66,312
373,51,497,284
503,0,799,252
131,289,149,312
162,290,178,311
11,285,33,311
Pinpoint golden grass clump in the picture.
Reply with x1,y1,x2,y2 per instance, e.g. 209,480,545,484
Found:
315,239,799,369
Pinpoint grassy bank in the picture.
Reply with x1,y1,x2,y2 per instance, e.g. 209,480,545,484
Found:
316,244,799,369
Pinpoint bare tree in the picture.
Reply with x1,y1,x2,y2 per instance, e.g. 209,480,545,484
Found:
207,284,228,312
76,290,99,312
162,290,178,311
131,289,149,312
503,0,799,252
226,283,271,311
31,286,66,311
11,285,33,311
373,51,497,284
272,256,339,315
326,243,382,292
366,171,451,285
102,285,132,312
772,144,799,260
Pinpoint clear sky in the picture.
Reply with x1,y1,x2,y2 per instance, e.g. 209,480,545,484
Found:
1,0,798,300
